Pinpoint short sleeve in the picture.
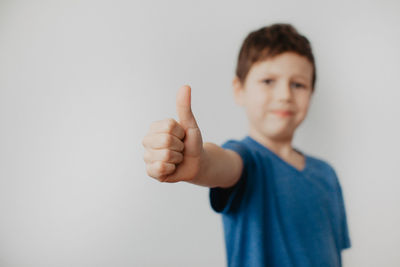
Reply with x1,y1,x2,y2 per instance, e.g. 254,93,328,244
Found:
209,140,253,214
328,164,352,250
336,180,352,250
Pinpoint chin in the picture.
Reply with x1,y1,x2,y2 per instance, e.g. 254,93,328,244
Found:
264,128,294,140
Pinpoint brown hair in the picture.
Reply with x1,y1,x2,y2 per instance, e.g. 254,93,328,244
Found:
235,23,316,90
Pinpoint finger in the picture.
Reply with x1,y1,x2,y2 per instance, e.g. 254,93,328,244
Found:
142,133,184,151
148,118,185,140
146,161,176,180
176,85,199,130
143,149,183,164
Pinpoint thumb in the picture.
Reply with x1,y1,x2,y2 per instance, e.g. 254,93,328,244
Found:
176,85,199,129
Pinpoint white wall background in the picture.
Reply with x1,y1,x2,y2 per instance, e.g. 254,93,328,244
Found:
0,0,399,266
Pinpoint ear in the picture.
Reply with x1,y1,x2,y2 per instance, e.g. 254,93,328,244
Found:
232,76,245,106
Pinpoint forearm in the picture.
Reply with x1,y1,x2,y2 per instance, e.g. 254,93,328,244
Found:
187,142,243,188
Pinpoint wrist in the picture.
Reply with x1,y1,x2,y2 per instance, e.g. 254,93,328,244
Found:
188,144,209,186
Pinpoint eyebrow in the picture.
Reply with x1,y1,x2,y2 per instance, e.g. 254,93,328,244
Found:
259,73,310,81
291,74,310,80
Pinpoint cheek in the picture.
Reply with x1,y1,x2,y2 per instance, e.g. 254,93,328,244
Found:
301,97,311,112
253,98,271,119
296,91,311,107
250,91,272,107
295,96,311,118
243,89,273,119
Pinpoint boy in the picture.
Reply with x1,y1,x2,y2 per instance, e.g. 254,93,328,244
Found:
142,23,351,267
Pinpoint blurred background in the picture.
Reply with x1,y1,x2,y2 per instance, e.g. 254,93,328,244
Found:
0,0,399,266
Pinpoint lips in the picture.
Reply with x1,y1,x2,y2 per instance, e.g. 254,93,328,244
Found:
271,110,294,117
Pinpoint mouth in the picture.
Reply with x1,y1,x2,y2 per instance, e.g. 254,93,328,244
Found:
271,110,294,117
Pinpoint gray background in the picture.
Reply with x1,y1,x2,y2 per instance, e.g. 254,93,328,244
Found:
1,0,399,266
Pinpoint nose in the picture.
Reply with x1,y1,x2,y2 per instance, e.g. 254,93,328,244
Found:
275,82,293,102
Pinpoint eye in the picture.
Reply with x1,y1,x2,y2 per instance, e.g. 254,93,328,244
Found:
263,79,274,85
291,82,305,89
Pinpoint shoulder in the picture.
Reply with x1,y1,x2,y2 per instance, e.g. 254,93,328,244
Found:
221,137,254,161
305,154,341,188
221,136,266,156
307,154,337,173
221,137,249,150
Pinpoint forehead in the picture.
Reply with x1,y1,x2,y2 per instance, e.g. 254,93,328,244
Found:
249,52,313,79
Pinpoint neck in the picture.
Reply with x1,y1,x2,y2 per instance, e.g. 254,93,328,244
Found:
248,128,296,159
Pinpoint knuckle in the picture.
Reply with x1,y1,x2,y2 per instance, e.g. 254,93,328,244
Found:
146,169,155,178
146,160,175,180
146,164,158,179
176,152,183,162
163,150,173,161
163,134,173,147
143,150,151,162
155,161,166,173
165,118,176,132
177,140,184,151
158,175,169,183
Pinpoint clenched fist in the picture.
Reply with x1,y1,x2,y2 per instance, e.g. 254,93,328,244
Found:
142,85,204,183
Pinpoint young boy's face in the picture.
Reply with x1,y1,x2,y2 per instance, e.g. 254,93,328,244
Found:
233,52,314,142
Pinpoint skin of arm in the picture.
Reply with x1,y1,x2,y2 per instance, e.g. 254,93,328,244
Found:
188,142,243,189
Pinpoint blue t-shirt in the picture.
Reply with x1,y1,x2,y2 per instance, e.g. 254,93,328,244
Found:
209,136,351,267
